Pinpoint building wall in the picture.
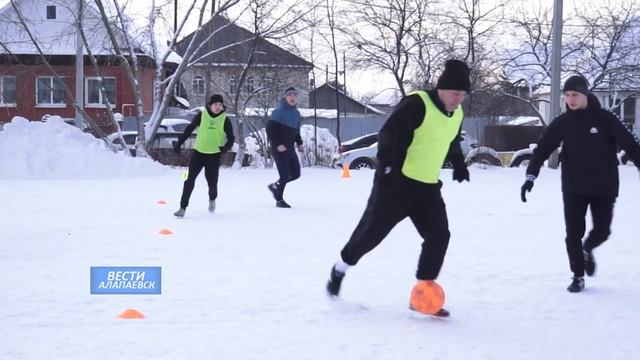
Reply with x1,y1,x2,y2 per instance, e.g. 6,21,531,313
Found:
0,63,155,124
180,66,310,111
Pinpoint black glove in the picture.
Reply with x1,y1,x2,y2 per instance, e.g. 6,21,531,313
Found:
452,166,469,182
521,180,534,202
219,145,230,153
173,141,182,154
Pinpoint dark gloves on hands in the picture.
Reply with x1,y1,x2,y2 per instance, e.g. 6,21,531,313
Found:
521,180,534,202
453,166,470,183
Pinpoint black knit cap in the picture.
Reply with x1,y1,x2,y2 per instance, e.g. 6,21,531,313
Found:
436,59,471,92
284,86,299,96
563,75,589,96
208,94,224,105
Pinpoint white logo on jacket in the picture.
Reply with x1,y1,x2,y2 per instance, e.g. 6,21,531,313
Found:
590,127,599,134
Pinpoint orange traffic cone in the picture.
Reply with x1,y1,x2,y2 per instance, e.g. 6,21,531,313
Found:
117,308,145,319
341,163,351,179
156,200,167,205
158,228,173,235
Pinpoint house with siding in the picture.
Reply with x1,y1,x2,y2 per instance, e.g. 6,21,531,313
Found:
175,14,313,111
0,0,155,129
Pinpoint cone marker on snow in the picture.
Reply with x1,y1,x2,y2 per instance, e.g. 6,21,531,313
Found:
158,229,173,235
156,200,167,205
117,308,145,319
341,164,351,179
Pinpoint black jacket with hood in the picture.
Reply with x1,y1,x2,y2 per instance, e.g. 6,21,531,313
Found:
527,94,640,197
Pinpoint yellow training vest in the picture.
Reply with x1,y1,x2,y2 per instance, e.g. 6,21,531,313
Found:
194,111,227,154
401,91,463,184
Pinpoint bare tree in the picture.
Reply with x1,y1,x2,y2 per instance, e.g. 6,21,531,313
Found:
2,0,119,146
344,0,433,97
500,4,582,125
208,0,318,168
571,0,640,106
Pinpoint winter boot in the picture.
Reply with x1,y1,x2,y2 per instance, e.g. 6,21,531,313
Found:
267,183,279,200
326,265,345,297
584,250,596,277
567,276,585,293
174,208,186,217
208,200,216,213
276,200,291,208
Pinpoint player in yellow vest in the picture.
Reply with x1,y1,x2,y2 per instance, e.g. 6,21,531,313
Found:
326,60,471,317
173,94,235,217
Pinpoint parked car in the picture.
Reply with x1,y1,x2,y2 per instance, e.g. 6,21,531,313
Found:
338,131,481,170
106,131,138,156
339,133,378,153
341,142,379,169
153,118,192,133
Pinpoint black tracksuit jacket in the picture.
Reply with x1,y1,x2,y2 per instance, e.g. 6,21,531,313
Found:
527,94,640,197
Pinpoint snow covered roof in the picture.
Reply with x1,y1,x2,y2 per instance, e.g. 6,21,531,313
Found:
310,83,386,115
0,0,146,57
243,108,339,118
165,51,183,65
369,88,402,106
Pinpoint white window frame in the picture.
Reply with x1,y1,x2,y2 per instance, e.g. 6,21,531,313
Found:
192,75,205,95
245,77,255,94
0,76,17,107
85,76,116,108
229,76,237,95
35,76,66,108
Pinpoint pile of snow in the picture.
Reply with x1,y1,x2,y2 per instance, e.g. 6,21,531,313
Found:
299,124,339,167
0,117,168,180
242,125,339,168
500,116,543,126
244,128,269,168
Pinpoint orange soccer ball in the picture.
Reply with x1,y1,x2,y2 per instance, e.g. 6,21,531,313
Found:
410,280,445,315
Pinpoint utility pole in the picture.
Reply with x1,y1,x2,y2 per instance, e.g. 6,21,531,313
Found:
342,51,347,122
174,0,177,34
75,0,84,129
548,0,563,168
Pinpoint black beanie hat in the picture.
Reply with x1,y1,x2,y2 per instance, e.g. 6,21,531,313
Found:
436,59,471,92
208,94,224,105
562,75,589,96
284,86,299,96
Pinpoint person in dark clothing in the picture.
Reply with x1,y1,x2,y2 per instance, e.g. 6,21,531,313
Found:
266,86,304,208
173,94,235,217
326,60,472,317
521,75,640,292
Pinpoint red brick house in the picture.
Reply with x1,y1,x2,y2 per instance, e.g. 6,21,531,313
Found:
0,0,155,128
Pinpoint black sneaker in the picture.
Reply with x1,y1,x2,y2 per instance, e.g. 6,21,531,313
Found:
276,200,291,208
326,266,345,297
409,304,451,317
267,183,279,200
567,276,585,293
584,251,596,277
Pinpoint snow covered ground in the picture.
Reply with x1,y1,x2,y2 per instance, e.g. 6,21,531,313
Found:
1,120,640,359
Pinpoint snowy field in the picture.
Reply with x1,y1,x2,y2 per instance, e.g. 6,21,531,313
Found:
1,120,640,359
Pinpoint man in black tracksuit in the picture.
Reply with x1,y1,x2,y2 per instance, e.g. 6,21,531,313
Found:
326,60,472,317
267,86,304,208
521,75,640,292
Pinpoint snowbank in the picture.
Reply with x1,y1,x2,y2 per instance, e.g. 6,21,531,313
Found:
0,117,168,180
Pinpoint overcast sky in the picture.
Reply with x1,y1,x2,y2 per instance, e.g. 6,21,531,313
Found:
0,0,618,100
